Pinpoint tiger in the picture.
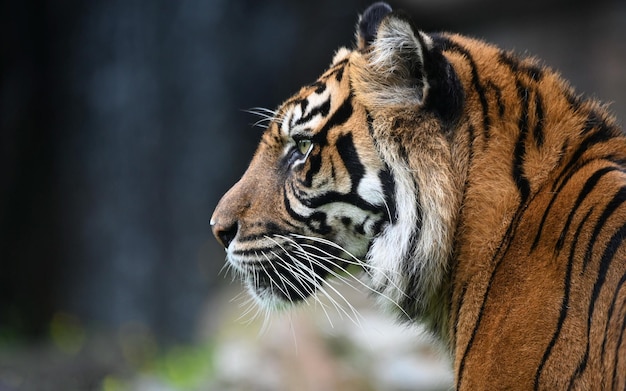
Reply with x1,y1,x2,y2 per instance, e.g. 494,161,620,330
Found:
210,2,626,389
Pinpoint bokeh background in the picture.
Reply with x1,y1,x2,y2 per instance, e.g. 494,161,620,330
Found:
1,0,624,390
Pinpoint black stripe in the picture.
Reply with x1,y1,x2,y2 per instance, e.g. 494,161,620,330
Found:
298,96,354,185
300,97,309,115
512,81,531,204
336,133,365,192
534,207,593,390
452,282,468,349
530,158,598,252
534,157,626,250
498,50,544,82
565,89,583,113
301,133,380,213
366,112,398,227
301,185,380,211
423,35,464,125
601,269,626,362
379,167,398,225
611,302,626,390
487,81,505,119
306,211,331,234
570,219,626,387
283,186,307,222
533,91,545,147
300,145,322,187
295,98,331,127
551,129,615,193
551,107,623,193
437,38,491,142
312,81,326,94
334,65,345,82
556,167,621,252
279,217,300,230
531,188,562,251
318,59,348,84
583,186,626,271
456,275,491,388
582,109,605,135
316,95,353,141
457,196,532,388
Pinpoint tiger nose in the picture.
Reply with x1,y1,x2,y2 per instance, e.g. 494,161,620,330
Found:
211,216,238,249
211,177,251,249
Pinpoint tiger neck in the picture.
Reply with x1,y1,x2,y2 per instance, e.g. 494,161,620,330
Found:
444,34,618,347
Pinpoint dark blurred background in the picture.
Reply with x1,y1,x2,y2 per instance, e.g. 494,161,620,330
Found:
1,0,624,389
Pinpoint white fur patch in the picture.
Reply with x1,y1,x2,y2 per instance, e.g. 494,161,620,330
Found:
357,168,385,207
366,151,419,300
365,142,452,327
332,47,351,65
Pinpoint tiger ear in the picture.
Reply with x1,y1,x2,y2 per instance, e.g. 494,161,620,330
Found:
354,2,432,108
356,2,393,50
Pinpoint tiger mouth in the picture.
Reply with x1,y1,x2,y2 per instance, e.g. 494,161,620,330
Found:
245,261,328,304
244,255,355,305
231,238,363,305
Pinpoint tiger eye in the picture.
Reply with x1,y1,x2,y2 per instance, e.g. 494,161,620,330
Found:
297,139,313,155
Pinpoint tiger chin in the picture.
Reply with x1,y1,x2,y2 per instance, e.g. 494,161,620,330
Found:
211,2,626,389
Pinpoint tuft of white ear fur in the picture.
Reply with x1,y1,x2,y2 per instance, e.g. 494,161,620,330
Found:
352,14,432,110
369,17,431,74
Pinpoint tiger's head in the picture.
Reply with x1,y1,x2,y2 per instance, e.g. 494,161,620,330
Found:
211,2,465,330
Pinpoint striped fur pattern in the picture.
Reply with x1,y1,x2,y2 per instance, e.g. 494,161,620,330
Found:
211,2,626,389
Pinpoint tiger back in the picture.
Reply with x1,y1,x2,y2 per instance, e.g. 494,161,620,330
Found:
211,2,626,389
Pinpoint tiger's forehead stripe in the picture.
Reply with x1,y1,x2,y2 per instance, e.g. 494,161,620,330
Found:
278,61,349,140
280,87,332,139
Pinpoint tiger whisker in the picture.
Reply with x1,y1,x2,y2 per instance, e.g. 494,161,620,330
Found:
290,256,365,328
233,287,267,327
291,248,356,288
240,273,264,324
266,237,351,327
268,243,333,309
287,311,299,355
243,107,284,127
271,237,365,328
218,257,237,280
281,257,359,328
281,235,412,319
252,119,272,129
381,197,395,230
289,234,411,299
294,242,407,294
253,253,278,334
277,260,337,327
230,290,248,305
259,251,299,303
291,248,411,323
269,250,338,328
267,250,313,305
258,307,273,336
244,106,279,116
287,233,373,270
236,295,260,324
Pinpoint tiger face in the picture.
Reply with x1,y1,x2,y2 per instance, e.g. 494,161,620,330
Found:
211,50,390,309
211,3,462,326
